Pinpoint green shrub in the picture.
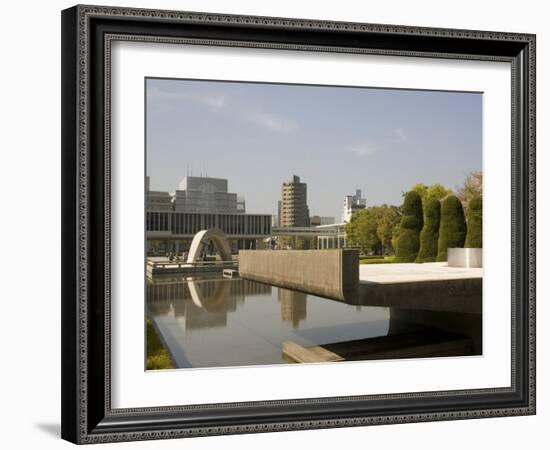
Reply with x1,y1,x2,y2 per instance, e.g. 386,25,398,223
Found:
416,197,441,262
146,319,174,370
360,256,396,264
436,195,466,261
465,195,482,248
395,191,423,262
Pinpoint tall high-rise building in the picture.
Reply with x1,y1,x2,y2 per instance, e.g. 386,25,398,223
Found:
278,289,307,328
280,175,310,227
173,176,241,214
342,189,366,223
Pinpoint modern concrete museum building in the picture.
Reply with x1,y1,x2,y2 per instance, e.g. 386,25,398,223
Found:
146,175,270,254
173,176,244,214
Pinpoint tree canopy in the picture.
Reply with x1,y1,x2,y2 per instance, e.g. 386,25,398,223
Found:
345,209,381,255
345,204,401,255
410,183,453,204
457,171,483,206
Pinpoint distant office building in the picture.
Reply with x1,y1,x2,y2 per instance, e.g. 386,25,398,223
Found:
236,197,246,214
310,216,335,227
277,201,282,227
146,176,173,211
147,191,173,211
342,189,366,223
280,175,310,227
174,176,239,214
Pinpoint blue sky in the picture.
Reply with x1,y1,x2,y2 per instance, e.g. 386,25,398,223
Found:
146,78,482,220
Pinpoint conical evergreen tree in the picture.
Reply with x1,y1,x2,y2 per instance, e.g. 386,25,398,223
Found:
465,195,482,248
395,191,423,262
436,195,466,261
416,197,441,263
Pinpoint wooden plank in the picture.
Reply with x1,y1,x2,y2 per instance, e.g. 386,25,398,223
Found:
282,341,344,363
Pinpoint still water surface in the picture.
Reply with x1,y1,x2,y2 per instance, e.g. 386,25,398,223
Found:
147,275,392,368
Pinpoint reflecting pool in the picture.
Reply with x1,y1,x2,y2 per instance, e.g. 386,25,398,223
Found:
147,275,479,369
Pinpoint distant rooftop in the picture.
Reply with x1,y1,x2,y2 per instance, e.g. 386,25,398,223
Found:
178,176,229,193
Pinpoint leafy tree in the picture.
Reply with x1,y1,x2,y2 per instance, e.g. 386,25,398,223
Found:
345,209,382,255
278,236,316,250
375,205,401,255
465,195,482,248
395,191,423,262
391,223,401,254
296,236,316,250
346,205,401,256
416,197,441,262
426,183,453,202
457,171,483,206
410,183,453,204
148,239,164,255
437,195,467,261
410,183,428,202
278,236,294,249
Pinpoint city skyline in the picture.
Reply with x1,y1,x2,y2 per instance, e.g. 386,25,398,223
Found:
146,78,482,219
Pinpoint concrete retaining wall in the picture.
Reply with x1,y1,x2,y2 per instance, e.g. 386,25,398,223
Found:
238,249,359,302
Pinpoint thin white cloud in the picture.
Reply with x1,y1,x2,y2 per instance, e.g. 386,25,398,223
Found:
200,95,226,111
148,86,227,112
394,127,408,141
250,111,298,133
349,144,374,157
149,85,297,131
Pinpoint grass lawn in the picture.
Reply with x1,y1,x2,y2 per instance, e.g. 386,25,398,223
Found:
146,319,174,370
359,255,397,264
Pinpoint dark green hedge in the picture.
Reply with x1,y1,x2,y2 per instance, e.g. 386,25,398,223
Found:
436,195,466,261
395,191,423,262
465,195,482,248
416,197,441,263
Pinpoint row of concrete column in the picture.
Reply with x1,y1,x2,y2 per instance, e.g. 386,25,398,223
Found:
317,236,346,249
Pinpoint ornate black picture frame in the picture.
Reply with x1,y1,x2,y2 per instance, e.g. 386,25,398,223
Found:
61,4,536,444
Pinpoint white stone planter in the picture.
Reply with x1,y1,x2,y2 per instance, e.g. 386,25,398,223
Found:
447,248,482,268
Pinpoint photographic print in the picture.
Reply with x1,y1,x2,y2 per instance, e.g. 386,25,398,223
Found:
145,78,483,370
61,6,535,442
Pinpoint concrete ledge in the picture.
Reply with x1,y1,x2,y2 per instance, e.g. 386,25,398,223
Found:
238,249,359,302
359,278,482,314
359,263,482,314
